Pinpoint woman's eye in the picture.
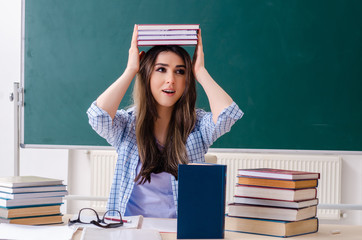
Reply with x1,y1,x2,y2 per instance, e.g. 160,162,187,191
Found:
156,67,166,72
176,69,185,75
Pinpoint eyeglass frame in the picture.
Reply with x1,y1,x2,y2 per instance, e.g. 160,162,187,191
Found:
68,208,124,228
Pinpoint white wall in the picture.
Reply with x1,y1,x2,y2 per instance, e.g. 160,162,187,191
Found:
0,0,19,175
331,155,362,225
0,0,68,211
67,150,93,214
1,1,361,223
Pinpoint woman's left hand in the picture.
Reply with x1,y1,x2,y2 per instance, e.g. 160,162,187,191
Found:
192,29,206,80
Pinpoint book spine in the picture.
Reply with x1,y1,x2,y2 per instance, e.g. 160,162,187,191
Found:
138,40,197,46
2,213,62,220
138,35,197,40
220,166,227,239
225,228,318,238
138,24,199,30
138,30,198,35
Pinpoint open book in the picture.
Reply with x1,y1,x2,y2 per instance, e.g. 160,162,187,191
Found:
80,216,177,240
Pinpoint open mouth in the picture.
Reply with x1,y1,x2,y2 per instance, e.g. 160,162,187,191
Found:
162,89,176,94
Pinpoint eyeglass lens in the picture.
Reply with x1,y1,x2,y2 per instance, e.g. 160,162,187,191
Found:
103,210,123,224
78,208,100,223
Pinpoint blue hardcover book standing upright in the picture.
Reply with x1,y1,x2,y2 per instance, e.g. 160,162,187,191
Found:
177,163,227,239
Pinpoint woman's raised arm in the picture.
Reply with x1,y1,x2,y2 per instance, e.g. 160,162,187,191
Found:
96,25,144,119
192,29,233,123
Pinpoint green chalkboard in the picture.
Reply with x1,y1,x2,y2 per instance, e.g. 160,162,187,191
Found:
23,0,362,151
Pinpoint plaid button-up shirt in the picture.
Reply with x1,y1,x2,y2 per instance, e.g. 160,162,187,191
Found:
87,101,243,216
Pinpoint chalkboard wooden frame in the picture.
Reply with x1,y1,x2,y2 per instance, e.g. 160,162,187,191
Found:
21,0,362,151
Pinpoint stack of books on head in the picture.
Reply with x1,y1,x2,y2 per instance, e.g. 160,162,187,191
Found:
226,168,320,238
137,24,199,46
0,176,67,225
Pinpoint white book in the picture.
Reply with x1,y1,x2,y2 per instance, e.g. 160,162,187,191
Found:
235,185,317,201
138,30,198,36
138,40,197,46
0,185,66,194
0,224,77,240
234,196,319,209
142,218,177,233
0,190,68,200
0,176,63,188
0,196,63,208
138,24,199,30
138,35,197,40
81,228,162,240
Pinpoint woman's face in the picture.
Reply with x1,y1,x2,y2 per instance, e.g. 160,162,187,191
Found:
150,51,187,111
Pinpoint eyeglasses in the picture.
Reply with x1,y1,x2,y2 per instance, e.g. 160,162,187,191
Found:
68,208,124,228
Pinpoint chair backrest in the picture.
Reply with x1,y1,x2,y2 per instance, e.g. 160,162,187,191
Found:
205,154,217,164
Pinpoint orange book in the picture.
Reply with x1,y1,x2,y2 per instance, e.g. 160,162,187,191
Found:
0,205,61,219
0,214,63,225
237,176,318,189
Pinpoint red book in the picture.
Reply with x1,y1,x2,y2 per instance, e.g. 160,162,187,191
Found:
138,24,199,31
238,168,320,180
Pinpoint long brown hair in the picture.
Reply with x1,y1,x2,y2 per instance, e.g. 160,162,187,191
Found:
133,46,196,184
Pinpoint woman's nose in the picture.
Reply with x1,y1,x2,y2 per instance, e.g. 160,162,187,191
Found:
166,73,175,84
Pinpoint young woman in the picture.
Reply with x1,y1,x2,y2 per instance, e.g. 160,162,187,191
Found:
87,25,243,218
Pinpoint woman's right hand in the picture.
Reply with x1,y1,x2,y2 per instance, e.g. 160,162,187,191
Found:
96,25,145,119
126,24,145,74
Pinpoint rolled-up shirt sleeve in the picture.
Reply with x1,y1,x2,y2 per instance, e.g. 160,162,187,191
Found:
198,101,244,148
86,101,132,147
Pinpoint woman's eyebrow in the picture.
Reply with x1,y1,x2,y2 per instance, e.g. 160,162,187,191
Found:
155,63,186,68
155,63,168,67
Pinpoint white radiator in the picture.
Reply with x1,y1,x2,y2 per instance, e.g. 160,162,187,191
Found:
89,151,342,219
90,150,117,211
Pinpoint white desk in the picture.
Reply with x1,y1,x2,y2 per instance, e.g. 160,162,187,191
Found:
66,214,362,240
159,224,362,240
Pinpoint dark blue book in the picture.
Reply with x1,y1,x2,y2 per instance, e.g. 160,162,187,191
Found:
177,163,227,239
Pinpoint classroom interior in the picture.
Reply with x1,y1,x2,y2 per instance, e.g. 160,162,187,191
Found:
1,0,361,228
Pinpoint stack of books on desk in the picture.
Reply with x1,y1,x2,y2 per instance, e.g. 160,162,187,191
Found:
226,168,320,238
137,24,199,46
0,176,67,225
